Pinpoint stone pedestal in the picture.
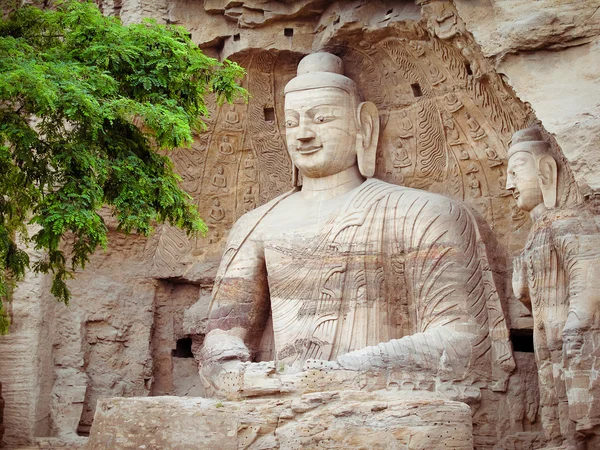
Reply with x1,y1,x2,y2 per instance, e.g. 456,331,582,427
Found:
87,391,473,450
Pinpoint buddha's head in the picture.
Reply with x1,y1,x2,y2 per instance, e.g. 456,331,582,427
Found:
284,52,379,179
506,126,558,212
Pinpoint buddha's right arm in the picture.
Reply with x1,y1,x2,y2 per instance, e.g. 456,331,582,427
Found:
201,221,270,364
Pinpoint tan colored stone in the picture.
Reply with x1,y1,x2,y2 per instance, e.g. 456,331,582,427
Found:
0,242,55,447
87,391,473,450
183,51,520,448
453,0,600,58
12,1,600,447
507,126,600,448
499,40,600,192
0,381,4,446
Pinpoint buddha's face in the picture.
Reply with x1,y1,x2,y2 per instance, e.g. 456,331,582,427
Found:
284,87,358,178
506,150,543,212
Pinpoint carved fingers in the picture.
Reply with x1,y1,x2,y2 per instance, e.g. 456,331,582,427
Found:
512,255,529,306
199,359,246,399
200,329,251,364
563,309,593,358
200,360,284,399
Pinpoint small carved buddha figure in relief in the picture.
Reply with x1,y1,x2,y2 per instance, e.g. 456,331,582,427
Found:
507,126,600,449
190,52,514,404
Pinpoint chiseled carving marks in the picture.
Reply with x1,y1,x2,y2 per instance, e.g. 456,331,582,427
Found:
507,127,599,448
147,2,533,277
147,52,296,278
0,382,4,445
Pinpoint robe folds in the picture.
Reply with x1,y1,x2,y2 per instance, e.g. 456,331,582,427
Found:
513,208,600,438
206,178,515,390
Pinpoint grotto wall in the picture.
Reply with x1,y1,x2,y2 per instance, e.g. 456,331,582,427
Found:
0,0,599,448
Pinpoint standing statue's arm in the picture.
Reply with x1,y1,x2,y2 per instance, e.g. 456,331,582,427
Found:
556,221,600,350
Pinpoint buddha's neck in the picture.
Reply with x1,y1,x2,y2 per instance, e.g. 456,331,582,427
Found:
300,166,365,201
529,202,548,222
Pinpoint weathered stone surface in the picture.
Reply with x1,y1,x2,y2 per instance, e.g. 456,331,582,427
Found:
188,53,518,450
498,41,600,193
0,244,54,447
0,381,4,447
454,0,600,194
5,1,600,448
204,0,329,29
454,0,600,58
51,225,157,439
87,391,473,450
507,126,600,448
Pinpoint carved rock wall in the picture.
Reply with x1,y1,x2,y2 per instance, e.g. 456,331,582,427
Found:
0,246,54,447
0,382,4,446
454,0,600,193
87,392,474,450
0,0,595,447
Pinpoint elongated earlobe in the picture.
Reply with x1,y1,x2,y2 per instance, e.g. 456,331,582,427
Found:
538,155,558,208
356,101,380,178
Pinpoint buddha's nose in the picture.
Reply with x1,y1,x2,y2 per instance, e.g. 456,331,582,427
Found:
506,174,516,191
296,121,315,142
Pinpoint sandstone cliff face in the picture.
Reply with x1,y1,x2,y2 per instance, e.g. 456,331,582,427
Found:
0,382,4,446
455,0,600,194
0,0,597,448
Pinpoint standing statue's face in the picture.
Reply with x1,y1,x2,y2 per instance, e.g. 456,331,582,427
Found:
506,150,543,212
284,87,358,178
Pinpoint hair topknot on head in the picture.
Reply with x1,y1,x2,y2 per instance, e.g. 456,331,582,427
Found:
284,52,359,98
297,52,344,76
511,126,545,146
508,126,551,158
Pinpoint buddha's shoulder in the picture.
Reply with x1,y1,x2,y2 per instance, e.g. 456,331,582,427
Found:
228,189,297,232
365,179,467,212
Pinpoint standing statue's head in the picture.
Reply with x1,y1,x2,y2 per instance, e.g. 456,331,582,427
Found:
284,52,379,179
506,126,558,212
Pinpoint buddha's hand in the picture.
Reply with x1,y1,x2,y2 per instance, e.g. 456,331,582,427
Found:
512,255,528,303
199,359,246,399
199,329,251,398
200,329,251,363
563,305,595,358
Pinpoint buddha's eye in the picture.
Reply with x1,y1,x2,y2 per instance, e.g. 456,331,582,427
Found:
285,118,298,128
314,114,326,124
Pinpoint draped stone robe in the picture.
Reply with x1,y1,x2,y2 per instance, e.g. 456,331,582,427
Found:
205,179,514,389
513,208,600,441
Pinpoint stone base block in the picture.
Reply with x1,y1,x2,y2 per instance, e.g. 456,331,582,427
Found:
87,391,473,449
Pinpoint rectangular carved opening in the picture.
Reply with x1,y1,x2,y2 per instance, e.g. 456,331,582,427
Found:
172,337,194,358
76,423,91,437
510,329,534,353
465,62,473,75
284,28,294,37
233,33,240,42
411,83,422,97
264,107,275,122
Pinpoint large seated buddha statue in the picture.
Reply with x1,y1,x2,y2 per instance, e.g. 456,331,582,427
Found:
189,52,515,405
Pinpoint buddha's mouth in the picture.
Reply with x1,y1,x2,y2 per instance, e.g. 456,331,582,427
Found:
297,145,322,155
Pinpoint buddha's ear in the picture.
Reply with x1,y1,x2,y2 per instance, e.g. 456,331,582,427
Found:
538,155,558,208
356,101,380,178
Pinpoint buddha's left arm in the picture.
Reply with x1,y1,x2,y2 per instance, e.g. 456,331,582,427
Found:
337,198,489,380
556,217,600,347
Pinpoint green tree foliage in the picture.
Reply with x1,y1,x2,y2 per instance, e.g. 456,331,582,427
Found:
0,0,247,333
